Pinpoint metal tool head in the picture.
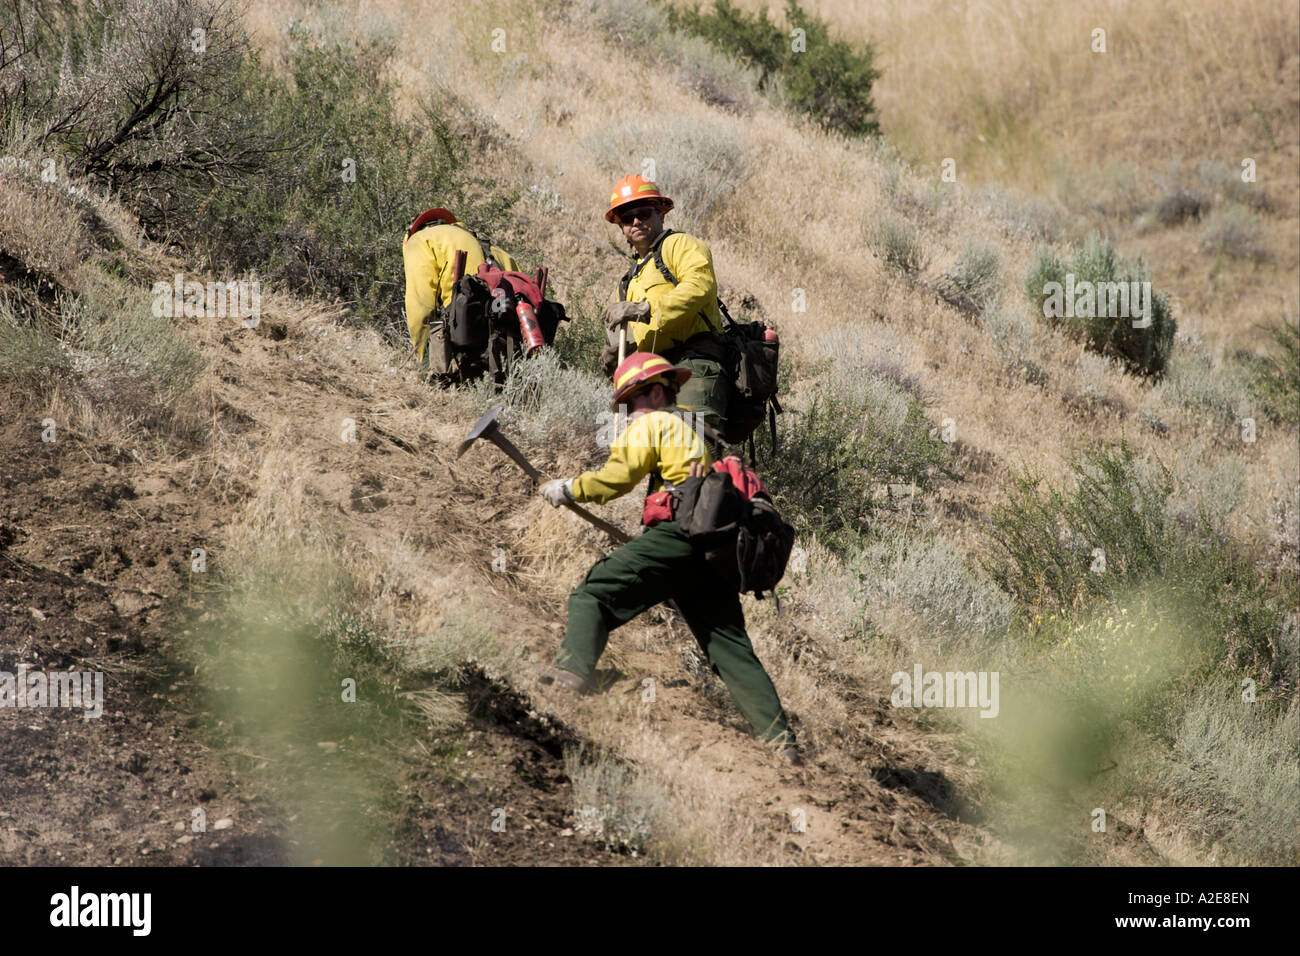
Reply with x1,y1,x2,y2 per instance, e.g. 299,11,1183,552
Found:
456,405,504,458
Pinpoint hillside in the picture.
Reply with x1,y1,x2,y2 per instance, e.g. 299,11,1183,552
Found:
1,0,1296,866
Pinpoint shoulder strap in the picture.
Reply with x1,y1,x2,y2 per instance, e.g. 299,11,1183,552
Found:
647,231,722,335
619,229,674,302
667,404,725,458
444,221,500,269
650,229,679,285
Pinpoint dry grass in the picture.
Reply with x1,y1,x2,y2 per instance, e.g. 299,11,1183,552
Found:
32,0,1293,867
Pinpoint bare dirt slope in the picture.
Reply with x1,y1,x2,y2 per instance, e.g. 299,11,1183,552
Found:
1,291,1009,866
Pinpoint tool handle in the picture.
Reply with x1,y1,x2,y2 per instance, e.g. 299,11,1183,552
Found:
562,500,630,544
617,325,627,365
453,249,467,283
488,429,544,482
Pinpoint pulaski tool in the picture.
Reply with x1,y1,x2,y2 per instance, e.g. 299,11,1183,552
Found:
456,406,630,544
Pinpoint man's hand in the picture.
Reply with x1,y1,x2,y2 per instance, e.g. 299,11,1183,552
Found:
603,300,650,331
540,478,573,507
688,460,706,479
600,343,620,378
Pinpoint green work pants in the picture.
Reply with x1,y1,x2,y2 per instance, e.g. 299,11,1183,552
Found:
555,520,793,745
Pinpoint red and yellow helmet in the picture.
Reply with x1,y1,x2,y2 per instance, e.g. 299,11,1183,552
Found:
605,175,674,223
610,352,692,409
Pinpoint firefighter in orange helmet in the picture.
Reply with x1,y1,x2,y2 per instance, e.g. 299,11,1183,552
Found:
600,176,732,445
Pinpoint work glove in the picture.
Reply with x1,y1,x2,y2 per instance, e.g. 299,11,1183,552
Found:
540,478,574,507
603,300,650,331
600,343,620,378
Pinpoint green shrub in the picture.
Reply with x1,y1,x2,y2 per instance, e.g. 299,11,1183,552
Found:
547,277,608,378
1252,317,1300,424
670,0,880,137
758,351,953,554
184,26,514,336
987,445,1175,613
987,444,1296,692
1025,234,1175,376
8,4,515,341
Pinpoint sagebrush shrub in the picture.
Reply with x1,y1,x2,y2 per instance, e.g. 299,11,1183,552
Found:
1200,204,1270,262
758,354,952,554
1025,234,1175,377
868,213,928,275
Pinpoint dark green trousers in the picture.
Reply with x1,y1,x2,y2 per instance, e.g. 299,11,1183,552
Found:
556,520,793,745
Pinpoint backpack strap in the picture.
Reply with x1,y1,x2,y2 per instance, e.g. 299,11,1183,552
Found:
620,230,722,335
666,404,725,459
450,221,502,269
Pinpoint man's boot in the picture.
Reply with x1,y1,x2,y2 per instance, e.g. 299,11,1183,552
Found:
539,665,588,693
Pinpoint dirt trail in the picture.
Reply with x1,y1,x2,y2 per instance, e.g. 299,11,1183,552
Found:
1,300,993,866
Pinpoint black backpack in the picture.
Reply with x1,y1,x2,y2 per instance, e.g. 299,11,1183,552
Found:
716,308,781,450
619,231,783,452
675,457,796,603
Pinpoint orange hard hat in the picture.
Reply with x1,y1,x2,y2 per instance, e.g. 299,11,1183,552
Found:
610,352,692,409
605,175,674,223
407,208,458,237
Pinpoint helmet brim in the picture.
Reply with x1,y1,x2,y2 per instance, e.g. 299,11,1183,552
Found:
605,196,674,224
610,367,692,410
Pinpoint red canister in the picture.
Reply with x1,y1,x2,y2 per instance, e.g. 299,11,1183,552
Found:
516,300,545,356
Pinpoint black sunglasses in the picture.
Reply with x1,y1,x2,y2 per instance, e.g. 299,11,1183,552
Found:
616,203,660,225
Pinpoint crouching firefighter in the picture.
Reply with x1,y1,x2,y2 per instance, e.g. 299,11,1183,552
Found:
402,207,567,383
537,352,798,761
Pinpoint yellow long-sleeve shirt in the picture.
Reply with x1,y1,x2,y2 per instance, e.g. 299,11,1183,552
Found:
620,230,723,354
571,408,713,505
402,222,519,360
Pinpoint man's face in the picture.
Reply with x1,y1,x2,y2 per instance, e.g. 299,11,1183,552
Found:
629,381,671,411
616,202,665,251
